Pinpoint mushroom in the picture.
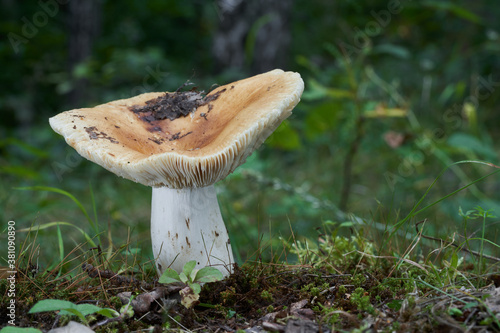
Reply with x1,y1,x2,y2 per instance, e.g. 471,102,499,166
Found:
49,69,304,276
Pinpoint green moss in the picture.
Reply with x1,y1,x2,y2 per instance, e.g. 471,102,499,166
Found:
319,304,341,325
351,287,375,314
260,290,274,302
352,274,367,287
220,286,237,305
338,285,347,295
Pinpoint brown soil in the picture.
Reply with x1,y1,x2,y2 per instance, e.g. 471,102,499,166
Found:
129,84,225,123
0,261,499,332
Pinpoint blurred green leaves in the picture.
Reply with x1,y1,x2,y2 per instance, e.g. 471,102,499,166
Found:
267,120,302,151
447,133,497,160
304,102,342,141
421,1,482,23
302,79,354,101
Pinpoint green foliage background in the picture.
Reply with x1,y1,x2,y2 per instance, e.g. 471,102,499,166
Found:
1,0,500,271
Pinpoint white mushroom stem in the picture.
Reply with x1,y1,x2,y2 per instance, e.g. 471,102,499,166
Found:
151,185,234,276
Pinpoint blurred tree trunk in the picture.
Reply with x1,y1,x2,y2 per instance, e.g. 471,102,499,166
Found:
67,0,101,107
212,0,293,74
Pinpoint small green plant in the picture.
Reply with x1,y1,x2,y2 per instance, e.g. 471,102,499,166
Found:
260,290,274,302
301,282,329,297
459,205,497,274
0,327,42,333
158,260,223,308
220,286,237,305
289,222,375,271
29,299,124,325
351,288,375,314
0,298,133,332
319,303,340,326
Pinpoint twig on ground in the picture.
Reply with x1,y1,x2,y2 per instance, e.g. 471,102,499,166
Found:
90,315,126,331
82,263,155,288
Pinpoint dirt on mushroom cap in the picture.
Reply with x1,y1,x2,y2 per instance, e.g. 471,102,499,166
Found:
48,69,304,188
129,85,227,145
129,84,226,123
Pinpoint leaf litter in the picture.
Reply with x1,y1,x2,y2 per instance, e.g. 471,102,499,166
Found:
4,259,500,332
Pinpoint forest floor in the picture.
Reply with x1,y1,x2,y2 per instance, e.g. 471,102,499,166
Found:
1,257,500,333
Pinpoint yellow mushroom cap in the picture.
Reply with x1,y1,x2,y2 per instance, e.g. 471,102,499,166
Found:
49,69,304,188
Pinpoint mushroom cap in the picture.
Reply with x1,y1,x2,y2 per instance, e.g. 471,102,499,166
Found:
49,69,304,188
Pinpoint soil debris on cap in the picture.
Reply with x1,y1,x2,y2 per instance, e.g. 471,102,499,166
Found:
129,82,226,123
147,131,193,145
84,126,119,144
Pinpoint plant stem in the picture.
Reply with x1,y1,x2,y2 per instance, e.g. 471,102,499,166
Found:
479,212,486,274
339,115,365,211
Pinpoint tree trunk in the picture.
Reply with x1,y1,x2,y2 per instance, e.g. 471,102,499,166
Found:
212,0,293,75
67,0,101,107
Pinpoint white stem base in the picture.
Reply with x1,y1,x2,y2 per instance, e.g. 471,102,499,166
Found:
151,185,234,277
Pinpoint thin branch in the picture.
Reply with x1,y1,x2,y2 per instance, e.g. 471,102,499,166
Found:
91,315,126,331
82,263,155,288
415,220,500,262
340,115,365,211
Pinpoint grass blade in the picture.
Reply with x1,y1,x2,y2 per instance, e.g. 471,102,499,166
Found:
18,221,98,248
89,182,99,230
56,223,64,276
389,160,500,239
16,186,101,244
